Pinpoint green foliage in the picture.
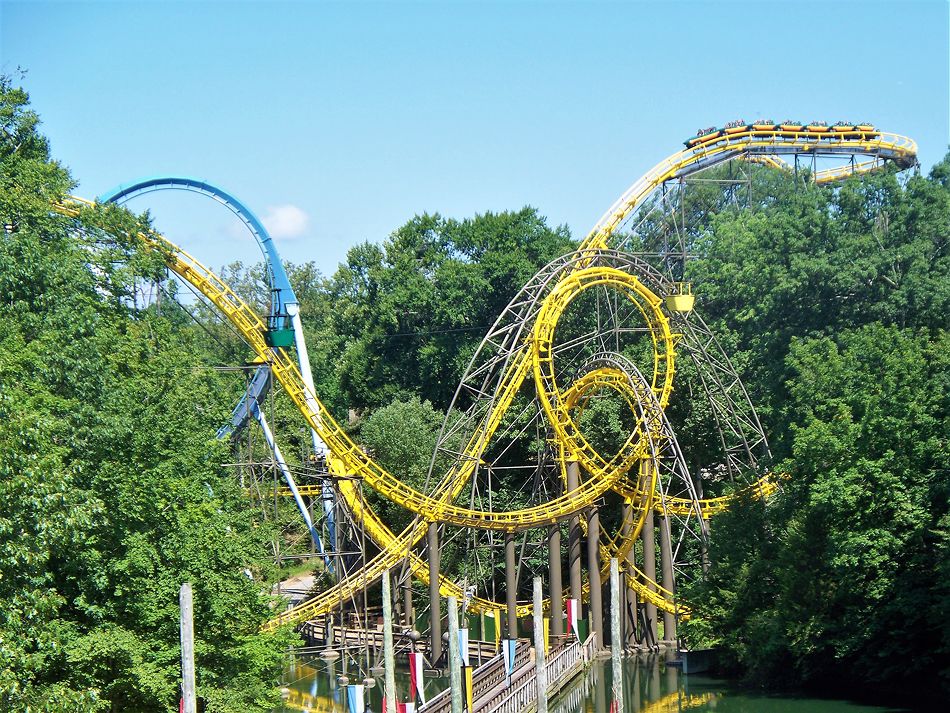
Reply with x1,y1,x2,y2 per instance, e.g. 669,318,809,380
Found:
355,396,455,532
329,210,574,411
0,78,297,712
687,157,950,701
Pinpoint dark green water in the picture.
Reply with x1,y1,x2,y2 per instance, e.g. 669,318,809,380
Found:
274,651,911,713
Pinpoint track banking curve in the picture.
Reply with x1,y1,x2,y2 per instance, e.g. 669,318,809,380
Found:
63,125,916,630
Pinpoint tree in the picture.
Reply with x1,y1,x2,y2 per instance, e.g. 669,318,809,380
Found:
329,209,574,411
0,77,297,712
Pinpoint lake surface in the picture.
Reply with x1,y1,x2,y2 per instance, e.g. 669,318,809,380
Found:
273,650,912,713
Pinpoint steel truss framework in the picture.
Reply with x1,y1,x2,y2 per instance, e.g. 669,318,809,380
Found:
60,125,917,632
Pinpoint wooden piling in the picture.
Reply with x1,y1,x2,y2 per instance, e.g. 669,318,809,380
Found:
382,570,396,712
179,583,197,713
610,559,624,713
447,596,463,713
533,577,549,713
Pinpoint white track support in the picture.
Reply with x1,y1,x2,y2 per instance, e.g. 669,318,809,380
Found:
255,406,332,571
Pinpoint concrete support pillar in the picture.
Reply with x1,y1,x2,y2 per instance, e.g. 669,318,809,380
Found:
427,522,443,663
659,514,677,646
642,510,658,647
587,505,603,649
621,502,639,649
403,579,414,629
567,461,583,605
505,531,518,638
548,524,564,636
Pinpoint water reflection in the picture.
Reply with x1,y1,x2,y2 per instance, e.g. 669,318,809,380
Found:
277,651,448,713
275,651,911,713
556,654,911,713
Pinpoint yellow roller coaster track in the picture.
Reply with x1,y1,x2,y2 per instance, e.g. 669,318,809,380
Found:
60,124,916,629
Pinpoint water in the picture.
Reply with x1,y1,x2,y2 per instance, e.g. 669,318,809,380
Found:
274,651,912,713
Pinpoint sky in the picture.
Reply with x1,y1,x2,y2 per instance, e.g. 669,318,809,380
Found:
2,0,948,277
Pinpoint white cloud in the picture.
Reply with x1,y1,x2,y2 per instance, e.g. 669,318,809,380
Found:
261,204,310,240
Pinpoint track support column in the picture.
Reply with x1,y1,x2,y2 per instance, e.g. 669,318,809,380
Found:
622,501,639,649
587,504,603,649
642,510,658,647
548,523,563,636
427,522,443,664
659,514,677,646
567,461,583,605
403,579,414,629
505,531,518,638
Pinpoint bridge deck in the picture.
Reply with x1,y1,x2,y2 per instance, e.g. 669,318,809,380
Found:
298,620,499,663
420,635,595,713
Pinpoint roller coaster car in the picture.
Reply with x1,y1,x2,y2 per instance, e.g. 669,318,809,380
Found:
265,327,295,348
806,122,830,133
752,120,776,130
685,127,721,147
832,121,855,133
780,121,804,131
855,124,880,139
723,119,748,134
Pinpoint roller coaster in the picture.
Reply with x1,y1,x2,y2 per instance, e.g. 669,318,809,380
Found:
61,122,917,647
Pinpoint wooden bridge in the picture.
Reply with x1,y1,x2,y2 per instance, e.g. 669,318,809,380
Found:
297,620,499,664
420,634,595,713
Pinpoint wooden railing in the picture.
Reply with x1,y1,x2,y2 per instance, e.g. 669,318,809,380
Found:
483,635,594,713
297,620,497,660
414,633,593,713
479,635,595,713
419,640,532,713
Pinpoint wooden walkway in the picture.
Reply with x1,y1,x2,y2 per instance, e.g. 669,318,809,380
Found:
419,635,595,713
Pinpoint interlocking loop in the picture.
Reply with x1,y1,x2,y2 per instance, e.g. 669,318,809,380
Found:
60,124,918,627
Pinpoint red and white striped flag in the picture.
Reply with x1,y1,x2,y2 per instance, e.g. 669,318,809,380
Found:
408,651,426,705
566,598,580,639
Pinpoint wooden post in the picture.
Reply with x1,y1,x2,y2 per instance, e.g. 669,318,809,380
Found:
382,570,396,712
610,559,624,713
179,583,197,713
505,531,518,638
428,523,443,663
533,577,548,713
447,596,463,713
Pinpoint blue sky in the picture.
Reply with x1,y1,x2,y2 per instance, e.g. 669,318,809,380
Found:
3,0,948,277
